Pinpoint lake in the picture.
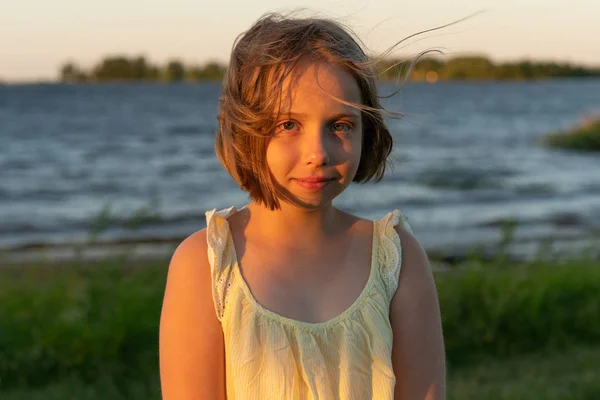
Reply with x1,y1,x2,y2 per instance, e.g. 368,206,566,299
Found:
1,80,600,261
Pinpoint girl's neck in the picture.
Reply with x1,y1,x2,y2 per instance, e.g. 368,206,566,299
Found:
245,201,350,246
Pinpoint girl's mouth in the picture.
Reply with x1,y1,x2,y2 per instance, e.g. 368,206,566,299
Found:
293,177,334,190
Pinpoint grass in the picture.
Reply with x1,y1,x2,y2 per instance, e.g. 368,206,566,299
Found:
448,345,600,399
2,374,160,400
3,345,599,399
0,258,167,389
544,115,600,151
437,258,600,366
1,248,599,398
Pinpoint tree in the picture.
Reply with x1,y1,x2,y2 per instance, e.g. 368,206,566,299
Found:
165,60,185,82
60,62,87,82
55,54,600,83
131,56,149,80
200,61,226,80
92,56,136,81
443,56,494,80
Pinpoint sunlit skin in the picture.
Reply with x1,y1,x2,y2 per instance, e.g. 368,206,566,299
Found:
243,58,365,249
266,59,363,210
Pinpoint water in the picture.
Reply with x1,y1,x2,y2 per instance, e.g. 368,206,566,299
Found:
1,80,600,259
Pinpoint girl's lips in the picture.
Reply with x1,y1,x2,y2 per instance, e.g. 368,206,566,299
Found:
293,177,334,190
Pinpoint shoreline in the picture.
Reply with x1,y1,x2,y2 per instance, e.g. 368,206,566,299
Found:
2,234,598,269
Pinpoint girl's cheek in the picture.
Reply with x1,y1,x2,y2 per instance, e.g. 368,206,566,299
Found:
268,140,296,161
345,134,362,153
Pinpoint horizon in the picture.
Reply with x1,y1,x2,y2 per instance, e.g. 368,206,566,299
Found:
5,53,599,85
1,0,599,83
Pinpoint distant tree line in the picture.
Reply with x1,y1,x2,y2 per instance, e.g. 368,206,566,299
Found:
60,56,225,83
59,54,600,83
380,56,600,81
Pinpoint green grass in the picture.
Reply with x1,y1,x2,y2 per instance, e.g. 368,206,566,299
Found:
1,254,599,397
544,115,600,151
437,258,600,366
448,345,600,400
0,258,167,389
3,345,599,399
2,374,160,400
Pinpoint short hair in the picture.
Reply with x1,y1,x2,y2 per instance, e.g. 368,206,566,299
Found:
215,12,394,210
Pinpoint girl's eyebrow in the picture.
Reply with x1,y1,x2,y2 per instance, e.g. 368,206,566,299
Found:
281,111,360,120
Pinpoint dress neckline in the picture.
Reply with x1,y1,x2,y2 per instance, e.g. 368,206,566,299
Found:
220,206,380,332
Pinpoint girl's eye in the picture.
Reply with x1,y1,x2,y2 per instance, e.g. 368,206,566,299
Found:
281,121,297,131
332,122,352,133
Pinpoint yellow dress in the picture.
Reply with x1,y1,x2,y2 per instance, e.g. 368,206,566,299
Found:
205,207,412,400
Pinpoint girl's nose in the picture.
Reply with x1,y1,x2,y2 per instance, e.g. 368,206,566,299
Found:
304,128,330,166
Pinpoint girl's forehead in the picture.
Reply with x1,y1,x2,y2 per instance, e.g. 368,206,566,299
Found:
277,60,362,114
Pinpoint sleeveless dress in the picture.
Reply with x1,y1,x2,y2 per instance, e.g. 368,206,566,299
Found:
205,206,412,400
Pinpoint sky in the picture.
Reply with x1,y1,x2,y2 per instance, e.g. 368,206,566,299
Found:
1,0,599,82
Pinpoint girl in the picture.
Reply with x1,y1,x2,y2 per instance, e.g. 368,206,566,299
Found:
160,12,445,400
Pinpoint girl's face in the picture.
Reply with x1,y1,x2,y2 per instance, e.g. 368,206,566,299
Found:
266,59,363,210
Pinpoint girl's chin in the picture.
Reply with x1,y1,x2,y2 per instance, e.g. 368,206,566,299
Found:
284,190,341,210
269,179,348,209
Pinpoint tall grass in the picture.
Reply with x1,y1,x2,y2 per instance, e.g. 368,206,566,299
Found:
1,256,599,391
544,114,600,151
0,259,166,390
439,259,600,366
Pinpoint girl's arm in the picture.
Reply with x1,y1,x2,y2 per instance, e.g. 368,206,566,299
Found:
391,226,446,400
159,230,227,400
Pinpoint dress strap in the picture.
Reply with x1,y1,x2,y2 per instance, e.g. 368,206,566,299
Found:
376,209,412,300
205,207,239,321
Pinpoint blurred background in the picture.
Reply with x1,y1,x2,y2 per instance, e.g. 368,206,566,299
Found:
1,1,599,399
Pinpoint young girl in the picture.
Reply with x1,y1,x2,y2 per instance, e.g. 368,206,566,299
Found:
160,12,445,400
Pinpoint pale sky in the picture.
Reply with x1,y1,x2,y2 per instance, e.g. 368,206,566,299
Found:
1,0,599,82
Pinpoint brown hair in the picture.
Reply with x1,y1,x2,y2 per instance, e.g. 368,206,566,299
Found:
216,12,400,210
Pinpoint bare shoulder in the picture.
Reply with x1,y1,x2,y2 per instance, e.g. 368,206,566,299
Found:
171,228,209,265
394,225,431,280
390,224,446,399
159,228,226,400
162,229,211,300
391,224,437,305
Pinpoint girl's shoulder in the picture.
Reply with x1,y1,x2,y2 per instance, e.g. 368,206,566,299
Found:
369,208,426,300
335,207,409,225
205,206,239,225
339,208,412,238
379,208,412,233
374,208,420,259
203,206,243,248
166,208,235,265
